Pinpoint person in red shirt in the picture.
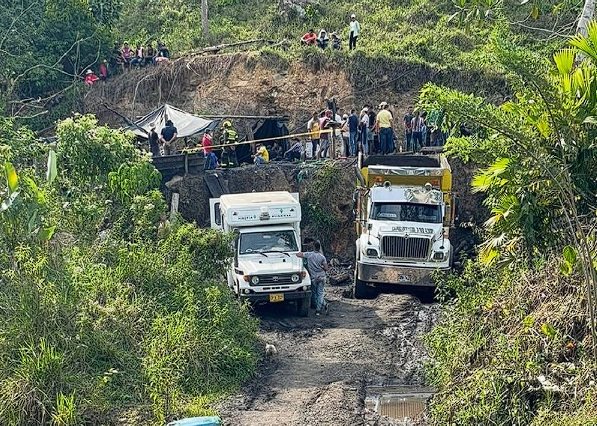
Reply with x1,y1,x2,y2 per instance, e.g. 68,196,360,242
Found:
301,29,317,46
84,69,99,86
99,60,109,81
202,129,213,154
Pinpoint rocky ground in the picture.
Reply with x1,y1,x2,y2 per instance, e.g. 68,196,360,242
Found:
217,279,440,426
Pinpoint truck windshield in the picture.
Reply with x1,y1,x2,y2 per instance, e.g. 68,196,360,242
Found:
239,230,298,254
370,202,442,224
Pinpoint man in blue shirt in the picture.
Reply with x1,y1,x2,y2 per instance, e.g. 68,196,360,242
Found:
297,241,329,315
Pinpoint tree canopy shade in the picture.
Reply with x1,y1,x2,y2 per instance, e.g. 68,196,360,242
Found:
0,0,113,103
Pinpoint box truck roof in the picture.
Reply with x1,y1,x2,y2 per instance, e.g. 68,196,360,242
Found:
220,191,298,208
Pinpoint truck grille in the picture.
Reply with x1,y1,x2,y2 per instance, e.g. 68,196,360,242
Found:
251,274,294,286
381,236,431,259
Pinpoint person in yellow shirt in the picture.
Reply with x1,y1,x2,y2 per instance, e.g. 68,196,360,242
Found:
307,111,321,158
375,102,394,155
254,145,269,164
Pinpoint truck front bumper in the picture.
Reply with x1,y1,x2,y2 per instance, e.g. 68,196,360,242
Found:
357,261,448,287
240,290,311,303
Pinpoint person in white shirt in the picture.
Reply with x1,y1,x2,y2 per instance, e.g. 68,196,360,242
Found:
349,14,361,50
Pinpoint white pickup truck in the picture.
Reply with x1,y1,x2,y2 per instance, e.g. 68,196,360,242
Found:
210,191,311,316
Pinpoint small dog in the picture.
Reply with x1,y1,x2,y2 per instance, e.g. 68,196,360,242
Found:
265,343,277,356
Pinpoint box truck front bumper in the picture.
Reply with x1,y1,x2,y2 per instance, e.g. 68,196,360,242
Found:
357,261,448,287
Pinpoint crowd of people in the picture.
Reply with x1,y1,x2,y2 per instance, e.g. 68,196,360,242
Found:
82,40,171,86
145,102,445,169
300,14,360,51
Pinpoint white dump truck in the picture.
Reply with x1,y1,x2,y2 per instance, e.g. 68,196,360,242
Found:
209,191,311,316
353,154,456,298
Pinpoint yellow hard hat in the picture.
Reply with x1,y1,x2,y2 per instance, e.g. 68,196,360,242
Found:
223,120,232,127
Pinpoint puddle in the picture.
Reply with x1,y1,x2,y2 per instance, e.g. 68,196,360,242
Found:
366,386,434,424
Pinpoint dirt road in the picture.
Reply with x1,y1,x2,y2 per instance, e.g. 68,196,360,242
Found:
218,282,439,426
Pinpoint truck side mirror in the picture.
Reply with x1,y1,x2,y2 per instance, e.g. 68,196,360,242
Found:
367,223,373,231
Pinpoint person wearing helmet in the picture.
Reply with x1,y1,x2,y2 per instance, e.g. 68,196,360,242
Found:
349,14,360,50
220,120,239,168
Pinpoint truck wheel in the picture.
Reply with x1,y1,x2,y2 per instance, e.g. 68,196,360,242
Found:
353,269,376,299
297,298,310,317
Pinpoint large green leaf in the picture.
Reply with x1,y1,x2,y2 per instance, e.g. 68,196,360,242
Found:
47,150,57,183
4,161,18,193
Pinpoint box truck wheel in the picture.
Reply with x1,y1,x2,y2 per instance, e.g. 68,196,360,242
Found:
297,297,309,317
353,269,376,299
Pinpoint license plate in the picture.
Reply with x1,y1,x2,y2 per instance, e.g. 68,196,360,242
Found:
398,274,412,282
269,293,284,303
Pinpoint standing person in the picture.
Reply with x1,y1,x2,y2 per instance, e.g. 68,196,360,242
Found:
220,121,239,168
349,14,360,50
359,107,370,155
375,102,394,155
202,129,213,155
148,123,160,157
368,106,377,153
296,241,329,316
318,110,332,158
99,60,109,82
159,120,177,156
120,42,133,71
341,114,350,157
403,106,414,152
307,112,320,159
411,111,425,152
421,111,428,147
334,109,343,158
348,109,359,157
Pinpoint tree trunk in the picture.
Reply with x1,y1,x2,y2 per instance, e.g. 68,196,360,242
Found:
578,0,595,37
201,0,208,36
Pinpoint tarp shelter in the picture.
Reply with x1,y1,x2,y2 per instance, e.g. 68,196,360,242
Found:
126,104,219,139
235,118,290,164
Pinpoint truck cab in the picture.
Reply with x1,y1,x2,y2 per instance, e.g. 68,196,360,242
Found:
210,191,311,316
353,155,455,298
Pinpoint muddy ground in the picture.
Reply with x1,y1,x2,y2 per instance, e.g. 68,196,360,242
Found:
217,280,440,426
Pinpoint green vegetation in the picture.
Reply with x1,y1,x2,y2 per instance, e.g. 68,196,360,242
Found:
422,23,597,426
0,115,258,425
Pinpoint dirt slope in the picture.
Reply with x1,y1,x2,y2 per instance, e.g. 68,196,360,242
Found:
218,282,439,426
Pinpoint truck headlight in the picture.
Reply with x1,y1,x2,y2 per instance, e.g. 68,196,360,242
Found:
433,252,445,261
291,273,300,283
365,248,379,257
251,276,260,285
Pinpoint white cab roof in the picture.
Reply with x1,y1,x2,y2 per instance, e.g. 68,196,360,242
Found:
220,191,298,209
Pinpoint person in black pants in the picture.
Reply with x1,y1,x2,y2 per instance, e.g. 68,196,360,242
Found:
349,14,360,50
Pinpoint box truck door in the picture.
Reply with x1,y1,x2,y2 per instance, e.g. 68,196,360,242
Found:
209,198,222,230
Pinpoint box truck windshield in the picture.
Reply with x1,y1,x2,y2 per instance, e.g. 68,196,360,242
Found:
370,202,442,224
239,230,298,255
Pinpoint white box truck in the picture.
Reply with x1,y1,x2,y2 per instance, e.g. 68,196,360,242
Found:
209,191,311,316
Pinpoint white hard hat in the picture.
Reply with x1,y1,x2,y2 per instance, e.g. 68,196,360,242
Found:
86,69,93,74
351,14,356,18
342,114,348,118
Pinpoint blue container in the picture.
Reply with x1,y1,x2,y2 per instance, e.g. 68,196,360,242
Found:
167,417,222,426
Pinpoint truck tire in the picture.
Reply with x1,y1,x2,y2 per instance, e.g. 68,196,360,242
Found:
353,270,376,299
297,298,310,317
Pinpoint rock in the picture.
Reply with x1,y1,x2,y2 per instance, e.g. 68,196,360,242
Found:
165,175,184,190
